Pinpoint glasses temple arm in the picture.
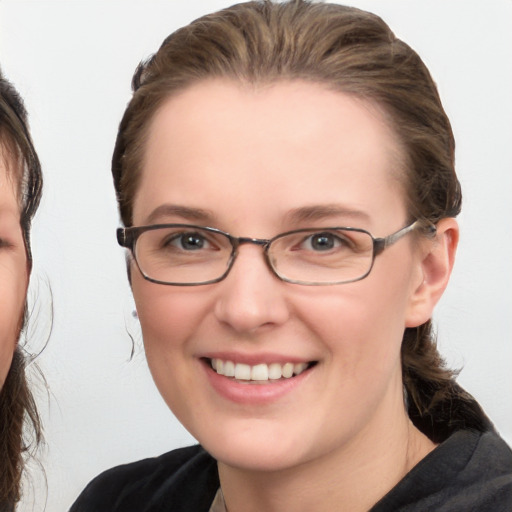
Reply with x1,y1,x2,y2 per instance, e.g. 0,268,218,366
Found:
374,220,436,255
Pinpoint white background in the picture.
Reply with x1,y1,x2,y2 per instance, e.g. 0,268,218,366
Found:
1,1,511,510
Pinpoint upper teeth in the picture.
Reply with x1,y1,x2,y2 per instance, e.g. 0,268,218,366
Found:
211,359,308,381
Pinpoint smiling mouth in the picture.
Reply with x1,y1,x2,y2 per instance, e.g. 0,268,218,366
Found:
207,358,317,382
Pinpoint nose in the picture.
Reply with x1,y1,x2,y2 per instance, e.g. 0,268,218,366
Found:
213,244,290,334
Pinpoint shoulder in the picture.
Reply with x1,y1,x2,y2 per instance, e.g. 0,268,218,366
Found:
372,429,512,512
69,445,219,512
460,429,512,509
445,429,512,511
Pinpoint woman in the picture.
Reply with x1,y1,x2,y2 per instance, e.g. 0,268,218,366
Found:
0,71,43,509
71,1,512,510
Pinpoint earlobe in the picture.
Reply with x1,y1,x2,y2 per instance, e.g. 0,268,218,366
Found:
405,218,459,328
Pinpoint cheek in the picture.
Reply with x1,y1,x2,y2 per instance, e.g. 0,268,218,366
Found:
132,272,212,356
0,275,27,386
131,273,215,429
297,257,416,372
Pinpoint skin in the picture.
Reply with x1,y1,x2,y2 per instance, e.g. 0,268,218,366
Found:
0,149,28,388
130,80,458,511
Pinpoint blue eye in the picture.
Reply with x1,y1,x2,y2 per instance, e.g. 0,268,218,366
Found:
170,232,209,251
303,232,345,251
0,237,13,249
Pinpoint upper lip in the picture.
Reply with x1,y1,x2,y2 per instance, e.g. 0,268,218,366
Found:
199,351,316,366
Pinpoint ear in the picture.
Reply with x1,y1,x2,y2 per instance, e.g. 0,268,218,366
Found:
405,218,459,327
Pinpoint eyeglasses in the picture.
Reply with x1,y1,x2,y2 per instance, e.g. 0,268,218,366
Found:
117,220,434,286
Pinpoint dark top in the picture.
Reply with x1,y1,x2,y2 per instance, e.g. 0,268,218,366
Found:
70,428,512,512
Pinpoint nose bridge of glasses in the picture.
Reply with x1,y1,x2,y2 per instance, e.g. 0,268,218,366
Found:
228,236,276,277
235,236,271,248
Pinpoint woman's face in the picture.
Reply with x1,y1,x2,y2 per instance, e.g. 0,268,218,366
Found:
131,80,431,472
0,151,28,387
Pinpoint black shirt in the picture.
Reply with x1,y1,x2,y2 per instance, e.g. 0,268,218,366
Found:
70,428,512,512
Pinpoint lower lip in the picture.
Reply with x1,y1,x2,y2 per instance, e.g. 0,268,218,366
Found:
202,360,313,405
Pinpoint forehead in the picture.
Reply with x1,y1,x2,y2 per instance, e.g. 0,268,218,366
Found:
135,79,407,229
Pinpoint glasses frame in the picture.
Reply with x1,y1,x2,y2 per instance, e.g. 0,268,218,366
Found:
117,219,435,286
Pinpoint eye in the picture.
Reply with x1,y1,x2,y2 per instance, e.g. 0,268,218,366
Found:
301,231,347,252
167,231,211,251
0,237,13,249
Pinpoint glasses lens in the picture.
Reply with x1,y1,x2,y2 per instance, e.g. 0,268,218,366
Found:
269,228,374,284
135,226,232,284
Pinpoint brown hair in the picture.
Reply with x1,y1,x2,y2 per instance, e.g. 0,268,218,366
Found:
112,0,489,441
0,70,43,507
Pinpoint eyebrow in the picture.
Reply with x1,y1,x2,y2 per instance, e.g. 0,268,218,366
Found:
145,204,216,225
144,203,371,227
284,204,371,225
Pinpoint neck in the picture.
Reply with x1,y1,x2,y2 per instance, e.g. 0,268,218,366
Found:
218,401,436,512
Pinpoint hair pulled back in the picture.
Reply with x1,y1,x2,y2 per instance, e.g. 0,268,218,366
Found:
0,70,43,508
112,0,488,441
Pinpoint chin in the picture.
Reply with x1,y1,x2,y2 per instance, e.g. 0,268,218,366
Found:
210,442,304,473
193,419,314,473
